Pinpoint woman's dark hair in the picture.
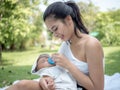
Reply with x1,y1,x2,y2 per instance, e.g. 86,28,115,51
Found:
43,1,89,37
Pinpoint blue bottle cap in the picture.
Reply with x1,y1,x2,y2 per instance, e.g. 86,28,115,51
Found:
48,57,55,65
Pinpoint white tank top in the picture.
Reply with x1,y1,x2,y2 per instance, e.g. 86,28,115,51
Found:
58,41,89,75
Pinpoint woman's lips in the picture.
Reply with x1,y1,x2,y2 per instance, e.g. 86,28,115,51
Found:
60,35,64,40
57,34,64,40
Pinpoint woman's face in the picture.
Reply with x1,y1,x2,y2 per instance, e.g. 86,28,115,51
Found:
45,16,74,41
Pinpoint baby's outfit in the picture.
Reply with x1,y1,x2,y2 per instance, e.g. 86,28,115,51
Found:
31,58,77,90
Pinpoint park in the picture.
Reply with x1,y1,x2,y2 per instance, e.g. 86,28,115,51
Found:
0,0,120,89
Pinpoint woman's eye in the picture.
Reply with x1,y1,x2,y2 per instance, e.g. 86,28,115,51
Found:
53,27,58,32
48,26,58,33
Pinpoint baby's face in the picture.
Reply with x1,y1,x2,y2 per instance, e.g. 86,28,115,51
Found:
36,56,53,70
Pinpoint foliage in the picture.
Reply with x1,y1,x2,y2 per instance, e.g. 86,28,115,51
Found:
0,45,1,62
77,1,120,46
77,1,99,31
0,0,120,63
93,9,120,46
0,0,44,50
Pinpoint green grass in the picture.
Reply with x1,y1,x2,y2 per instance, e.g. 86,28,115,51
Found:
103,46,120,75
0,46,120,87
0,46,58,87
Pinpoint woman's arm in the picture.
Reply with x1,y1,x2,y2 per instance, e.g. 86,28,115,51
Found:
53,38,104,90
86,38,104,90
67,38,104,90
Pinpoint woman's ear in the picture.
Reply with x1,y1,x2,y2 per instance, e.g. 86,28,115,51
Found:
64,15,73,25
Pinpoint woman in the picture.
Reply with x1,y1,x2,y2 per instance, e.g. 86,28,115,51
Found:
40,1,104,90
6,1,104,90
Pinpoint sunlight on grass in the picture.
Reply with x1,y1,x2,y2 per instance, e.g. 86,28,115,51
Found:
103,46,120,75
0,46,120,87
105,59,115,64
0,46,58,87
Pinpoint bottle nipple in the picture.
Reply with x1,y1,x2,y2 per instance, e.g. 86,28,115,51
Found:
48,57,55,65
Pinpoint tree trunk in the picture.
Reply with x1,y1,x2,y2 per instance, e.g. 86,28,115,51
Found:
0,44,2,62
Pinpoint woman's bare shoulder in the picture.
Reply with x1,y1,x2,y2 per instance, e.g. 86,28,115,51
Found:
86,36,101,48
85,35,104,58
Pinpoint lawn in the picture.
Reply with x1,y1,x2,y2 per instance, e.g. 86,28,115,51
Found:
103,46,120,75
0,46,120,87
0,46,58,87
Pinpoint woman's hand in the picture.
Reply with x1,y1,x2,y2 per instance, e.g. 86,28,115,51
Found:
39,76,55,90
52,53,71,69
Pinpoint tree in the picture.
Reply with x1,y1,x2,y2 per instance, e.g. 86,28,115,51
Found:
77,1,99,31
93,9,120,46
77,1,120,46
0,0,16,62
0,0,31,50
0,0,45,50
0,0,44,62
0,44,1,62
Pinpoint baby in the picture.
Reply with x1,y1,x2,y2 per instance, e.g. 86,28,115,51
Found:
31,54,77,90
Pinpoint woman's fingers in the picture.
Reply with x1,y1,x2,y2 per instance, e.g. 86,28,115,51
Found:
39,77,49,90
39,76,55,90
51,53,71,69
47,77,55,90
52,53,59,58
52,53,60,60
48,82,55,90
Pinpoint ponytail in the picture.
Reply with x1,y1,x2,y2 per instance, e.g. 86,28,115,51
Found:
65,1,89,35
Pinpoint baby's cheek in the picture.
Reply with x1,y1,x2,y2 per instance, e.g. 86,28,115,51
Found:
46,63,53,67
38,64,46,69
